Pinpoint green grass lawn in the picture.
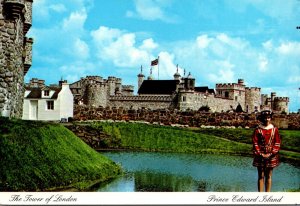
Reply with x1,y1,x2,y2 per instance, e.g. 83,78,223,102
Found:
0,117,121,191
90,121,300,165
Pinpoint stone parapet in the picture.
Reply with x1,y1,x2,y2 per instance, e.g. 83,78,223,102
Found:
23,37,33,74
73,105,299,129
110,95,173,102
3,0,25,19
23,0,33,34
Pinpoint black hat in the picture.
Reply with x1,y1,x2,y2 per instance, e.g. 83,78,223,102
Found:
258,110,273,122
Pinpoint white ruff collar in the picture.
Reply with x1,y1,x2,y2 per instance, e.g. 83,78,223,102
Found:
258,124,274,130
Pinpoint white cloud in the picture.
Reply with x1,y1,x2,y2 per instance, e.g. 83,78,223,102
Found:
62,10,87,32
207,60,235,83
49,4,67,13
262,40,273,51
258,54,268,72
196,35,211,49
277,41,300,56
73,38,90,60
91,26,159,68
126,0,178,23
140,38,158,51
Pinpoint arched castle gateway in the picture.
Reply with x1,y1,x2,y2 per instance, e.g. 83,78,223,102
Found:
0,0,33,118
70,69,289,114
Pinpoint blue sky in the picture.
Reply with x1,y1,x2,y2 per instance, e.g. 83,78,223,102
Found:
27,0,300,112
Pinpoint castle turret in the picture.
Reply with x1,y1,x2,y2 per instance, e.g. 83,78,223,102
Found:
273,97,289,114
183,72,195,90
0,0,34,118
137,66,145,91
147,68,154,80
107,76,116,96
86,82,107,107
271,92,276,110
174,64,181,81
238,79,244,85
245,87,261,113
115,78,122,95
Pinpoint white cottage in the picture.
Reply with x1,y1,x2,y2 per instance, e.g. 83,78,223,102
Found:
22,79,74,121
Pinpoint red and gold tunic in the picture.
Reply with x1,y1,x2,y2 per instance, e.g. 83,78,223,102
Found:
252,124,281,168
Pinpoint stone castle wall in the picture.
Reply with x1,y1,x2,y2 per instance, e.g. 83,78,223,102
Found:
108,95,174,110
0,0,33,118
73,105,300,129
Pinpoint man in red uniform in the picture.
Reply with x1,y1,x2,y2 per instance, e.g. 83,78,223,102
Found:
252,110,281,192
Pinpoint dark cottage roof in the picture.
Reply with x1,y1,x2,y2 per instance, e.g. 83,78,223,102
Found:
51,88,62,99
195,86,215,94
25,88,61,99
138,80,179,95
26,88,42,98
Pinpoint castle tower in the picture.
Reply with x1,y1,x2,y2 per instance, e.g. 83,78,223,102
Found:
183,72,195,90
245,87,261,113
86,82,107,107
107,76,116,96
137,66,145,91
215,79,246,112
0,0,34,118
271,92,276,110
273,97,289,114
115,78,122,95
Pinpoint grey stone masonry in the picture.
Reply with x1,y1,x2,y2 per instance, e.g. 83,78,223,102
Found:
0,0,33,118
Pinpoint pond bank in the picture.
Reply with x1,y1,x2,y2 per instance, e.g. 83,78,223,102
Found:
65,121,300,167
0,117,121,191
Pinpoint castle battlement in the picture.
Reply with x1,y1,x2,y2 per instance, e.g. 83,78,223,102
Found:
216,83,245,90
108,76,116,81
274,97,289,102
110,95,173,102
122,85,134,90
245,87,261,92
85,75,102,81
87,82,106,88
116,78,122,84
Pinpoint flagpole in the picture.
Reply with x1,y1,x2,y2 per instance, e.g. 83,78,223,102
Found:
158,56,160,80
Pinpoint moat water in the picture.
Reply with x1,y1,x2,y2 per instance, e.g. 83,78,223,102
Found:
96,151,300,192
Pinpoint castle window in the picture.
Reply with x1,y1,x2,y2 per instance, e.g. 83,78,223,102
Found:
47,101,54,110
225,91,229,98
235,96,238,101
182,96,186,102
44,90,49,96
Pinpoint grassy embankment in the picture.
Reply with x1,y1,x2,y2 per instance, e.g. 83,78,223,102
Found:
90,121,300,164
0,117,121,191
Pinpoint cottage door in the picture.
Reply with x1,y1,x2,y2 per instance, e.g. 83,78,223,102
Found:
30,100,38,120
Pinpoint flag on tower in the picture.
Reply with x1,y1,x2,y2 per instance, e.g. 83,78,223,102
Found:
151,58,159,66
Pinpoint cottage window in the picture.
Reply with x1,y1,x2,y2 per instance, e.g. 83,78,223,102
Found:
47,101,54,110
44,90,49,96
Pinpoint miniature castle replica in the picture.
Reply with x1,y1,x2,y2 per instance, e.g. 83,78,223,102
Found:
22,78,74,121
0,0,33,118
69,68,289,114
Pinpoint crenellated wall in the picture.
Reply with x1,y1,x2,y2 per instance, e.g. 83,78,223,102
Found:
0,0,33,118
108,95,174,110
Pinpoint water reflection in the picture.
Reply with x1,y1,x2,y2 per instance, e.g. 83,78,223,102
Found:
97,151,300,192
